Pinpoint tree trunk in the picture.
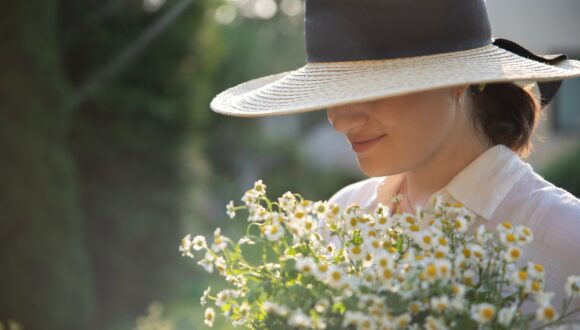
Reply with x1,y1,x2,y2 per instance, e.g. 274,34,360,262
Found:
0,1,94,329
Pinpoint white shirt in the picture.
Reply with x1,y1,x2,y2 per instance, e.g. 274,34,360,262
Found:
325,144,580,313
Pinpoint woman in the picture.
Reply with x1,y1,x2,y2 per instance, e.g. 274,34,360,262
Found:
210,0,580,316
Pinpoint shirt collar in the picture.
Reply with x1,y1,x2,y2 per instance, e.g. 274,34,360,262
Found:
427,144,532,220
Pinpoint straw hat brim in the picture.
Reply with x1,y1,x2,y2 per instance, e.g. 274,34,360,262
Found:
210,44,580,117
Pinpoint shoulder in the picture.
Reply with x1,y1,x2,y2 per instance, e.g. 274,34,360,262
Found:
327,176,387,208
507,166,580,231
525,168,579,211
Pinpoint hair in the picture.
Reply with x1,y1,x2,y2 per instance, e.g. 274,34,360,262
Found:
467,82,542,160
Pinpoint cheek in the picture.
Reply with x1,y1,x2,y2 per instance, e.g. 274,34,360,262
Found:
359,99,455,174
401,106,455,151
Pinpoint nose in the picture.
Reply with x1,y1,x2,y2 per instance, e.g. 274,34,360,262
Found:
326,103,368,134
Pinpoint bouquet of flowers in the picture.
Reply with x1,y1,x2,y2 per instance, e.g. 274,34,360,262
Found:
180,180,580,329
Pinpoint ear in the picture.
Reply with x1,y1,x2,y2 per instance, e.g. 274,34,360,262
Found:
453,84,470,99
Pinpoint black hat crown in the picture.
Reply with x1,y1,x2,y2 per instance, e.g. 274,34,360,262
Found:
305,0,492,62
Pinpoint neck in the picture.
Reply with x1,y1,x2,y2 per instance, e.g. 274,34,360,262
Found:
402,126,491,209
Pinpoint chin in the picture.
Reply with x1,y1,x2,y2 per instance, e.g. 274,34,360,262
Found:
356,157,401,177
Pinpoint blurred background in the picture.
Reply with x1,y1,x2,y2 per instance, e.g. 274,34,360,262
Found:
0,0,578,329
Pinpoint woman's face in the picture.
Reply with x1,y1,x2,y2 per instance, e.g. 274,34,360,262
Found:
326,87,468,177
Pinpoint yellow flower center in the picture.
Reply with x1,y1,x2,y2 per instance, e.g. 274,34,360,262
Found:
506,233,516,242
510,248,521,259
544,307,556,320
463,248,471,258
331,271,341,281
518,271,528,281
482,307,494,319
426,264,437,277
383,269,393,279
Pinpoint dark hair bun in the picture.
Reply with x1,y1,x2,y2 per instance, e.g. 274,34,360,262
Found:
469,82,541,159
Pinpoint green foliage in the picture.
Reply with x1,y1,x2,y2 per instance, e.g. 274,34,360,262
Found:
540,144,580,197
58,0,225,328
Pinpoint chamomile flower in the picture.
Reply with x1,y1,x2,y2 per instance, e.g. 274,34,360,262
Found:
504,246,523,263
565,275,580,298
248,204,269,222
204,307,215,327
416,230,436,250
238,236,255,245
453,215,468,233
200,286,211,306
424,315,446,330
395,313,412,328
295,256,316,275
312,260,330,280
241,188,259,206
301,215,318,236
325,202,341,218
326,266,347,288
475,224,492,244
406,301,423,316
226,200,236,219
528,262,546,279
422,263,439,283
511,269,528,287
450,284,466,299
500,231,518,246
211,227,228,252
192,235,207,250
524,279,543,294
471,303,496,324
215,289,231,307
312,200,328,217
263,221,285,241
516,225,534,244
197,252,215,273
534,291,554,307
278,191,297,212
314,298,330,313
374,250,396,270
497,221,514,233
434,259,452,279
467,243,485,261
497,304,517,326
288,308,311,328
348,242,368,262
462,269,477,287
252,179,266,195
263,300,279,313
430,295,450,313
375,202,391,217
179,234,194,258
214,256,227,275
536,304,558,322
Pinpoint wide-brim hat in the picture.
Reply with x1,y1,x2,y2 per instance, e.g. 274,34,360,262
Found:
210,0,580,118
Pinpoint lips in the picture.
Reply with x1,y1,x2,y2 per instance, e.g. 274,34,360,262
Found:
349,134,386,153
